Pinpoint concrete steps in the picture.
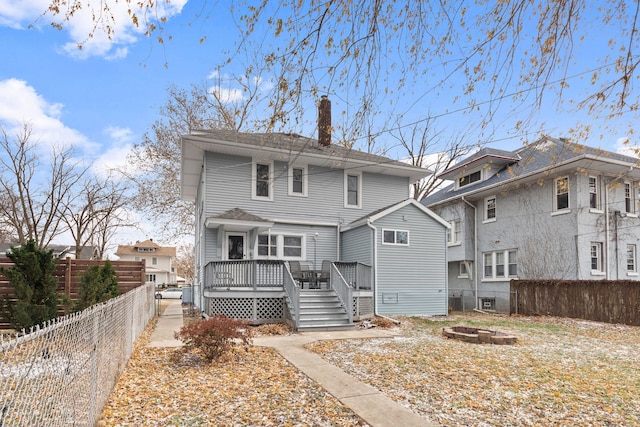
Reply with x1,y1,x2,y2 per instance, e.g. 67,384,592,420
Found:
296,289,354,331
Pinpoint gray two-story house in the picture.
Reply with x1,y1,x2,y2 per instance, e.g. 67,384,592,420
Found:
423,137,640,312
180,100,449,330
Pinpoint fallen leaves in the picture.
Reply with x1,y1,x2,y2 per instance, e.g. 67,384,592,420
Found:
307,314,640,426
98,322,366,426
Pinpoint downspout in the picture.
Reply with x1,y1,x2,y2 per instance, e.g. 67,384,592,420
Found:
461,196,479,310
367,218,400,324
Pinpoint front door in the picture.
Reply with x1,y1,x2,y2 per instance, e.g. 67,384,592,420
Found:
226,233,246,260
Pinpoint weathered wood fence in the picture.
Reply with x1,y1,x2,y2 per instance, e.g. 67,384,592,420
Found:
511,280,640,326
0,257,146,330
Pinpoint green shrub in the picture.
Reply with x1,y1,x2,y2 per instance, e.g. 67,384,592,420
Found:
0,240,59,330
74,260,119,312
174,315,252,362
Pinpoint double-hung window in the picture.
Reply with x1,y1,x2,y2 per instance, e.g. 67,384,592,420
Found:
447,220,461,245
554,176,569,211
288,165,308,196
627,244,637,274
590,242,604,274
383,229,409,245
458,170,481,188
485,196,496,222
252,160,274,201
344,171,362,208
624,182,634,214
589,176,599,209
483,250,517,280
255,234,306,259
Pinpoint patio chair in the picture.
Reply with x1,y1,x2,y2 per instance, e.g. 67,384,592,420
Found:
288,261,310,288
317,260,332,288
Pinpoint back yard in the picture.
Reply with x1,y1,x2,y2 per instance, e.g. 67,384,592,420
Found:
99,313,639,426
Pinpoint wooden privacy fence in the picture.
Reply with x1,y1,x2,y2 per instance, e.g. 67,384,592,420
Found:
0,257,146,330
510,280,640,326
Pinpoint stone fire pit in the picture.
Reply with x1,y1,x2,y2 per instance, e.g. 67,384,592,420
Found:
443,325,517,345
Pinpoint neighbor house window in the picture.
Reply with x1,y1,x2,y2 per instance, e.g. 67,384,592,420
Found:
152,257,157,265
252,160,274,200
554,176,569,211
344,171,362,208
447,220,461,245
627,244,637,274
146,274,156,283
483,250,517,279
458,262,470,278
257,235,277,257
624,182,634,214
589,176,599,209
590,242,604,273
288,165,308,196
382,229,409,245
134,256,140,261
485,196,496,221
458,170,482,188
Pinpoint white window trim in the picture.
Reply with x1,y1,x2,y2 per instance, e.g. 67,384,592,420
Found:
627,244,637,275
251,159,274,201
255,233,278,259
553,176,570,213
483,195,496,223
482,249,518,281
590,242,604,275
288,164,308,197
447,219,461,246
624,181,635,214
344,171,362,209
458,261,470,279
382,229,410,246
588,176,600,210
254,233,307,260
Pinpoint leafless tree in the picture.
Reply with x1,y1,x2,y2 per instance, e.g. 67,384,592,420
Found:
173,243,195,284
0,124,86,249
61,174,133,259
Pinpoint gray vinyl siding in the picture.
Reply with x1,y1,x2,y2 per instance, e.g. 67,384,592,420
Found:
340,226,373,265
203,151,411,224
374,204,448,316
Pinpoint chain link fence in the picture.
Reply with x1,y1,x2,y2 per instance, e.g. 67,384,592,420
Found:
448,288,516,314
0,283,155,427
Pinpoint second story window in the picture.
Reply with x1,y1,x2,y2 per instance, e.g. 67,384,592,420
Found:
252,160,274,201
447,220,461,245
288,165,308,196
624,182,634,214
485,196,496,221
589,176,599,209
152,257,157,265
344,171,362,208
554,176,569,211
383,229,409,245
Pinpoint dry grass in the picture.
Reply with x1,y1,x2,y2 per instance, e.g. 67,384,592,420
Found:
99,312,639,426
308,313,640,426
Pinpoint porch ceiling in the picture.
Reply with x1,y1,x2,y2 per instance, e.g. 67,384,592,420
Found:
205,217,274,232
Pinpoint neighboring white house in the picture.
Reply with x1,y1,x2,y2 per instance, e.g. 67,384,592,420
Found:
423,137,640,312
114,239,177,286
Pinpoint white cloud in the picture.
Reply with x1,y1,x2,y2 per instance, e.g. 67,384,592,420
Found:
210,86,245,103
0,78,99,154
92,126,136,178
615,137,639,158
0,0,187,59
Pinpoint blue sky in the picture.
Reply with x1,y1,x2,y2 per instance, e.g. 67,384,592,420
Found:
1,1,637,172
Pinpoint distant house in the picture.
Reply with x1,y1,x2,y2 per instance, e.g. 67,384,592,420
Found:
180,97,449,330
0,243,97,260
423,137,640,312
114,239,177,286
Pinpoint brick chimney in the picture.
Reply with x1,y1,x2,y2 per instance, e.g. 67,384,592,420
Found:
318,95,331,146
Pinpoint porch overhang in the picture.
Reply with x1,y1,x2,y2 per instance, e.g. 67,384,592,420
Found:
205,217,274,233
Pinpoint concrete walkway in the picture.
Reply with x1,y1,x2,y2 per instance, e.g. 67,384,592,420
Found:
148,300,436,426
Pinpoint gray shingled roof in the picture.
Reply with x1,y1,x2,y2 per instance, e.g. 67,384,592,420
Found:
214,208,271,223
189,129,424,172
423,137,640,206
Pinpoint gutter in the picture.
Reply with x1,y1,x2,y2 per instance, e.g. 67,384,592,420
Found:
461,196,479,310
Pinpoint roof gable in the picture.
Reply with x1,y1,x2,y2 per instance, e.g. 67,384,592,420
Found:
343,199,450,231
